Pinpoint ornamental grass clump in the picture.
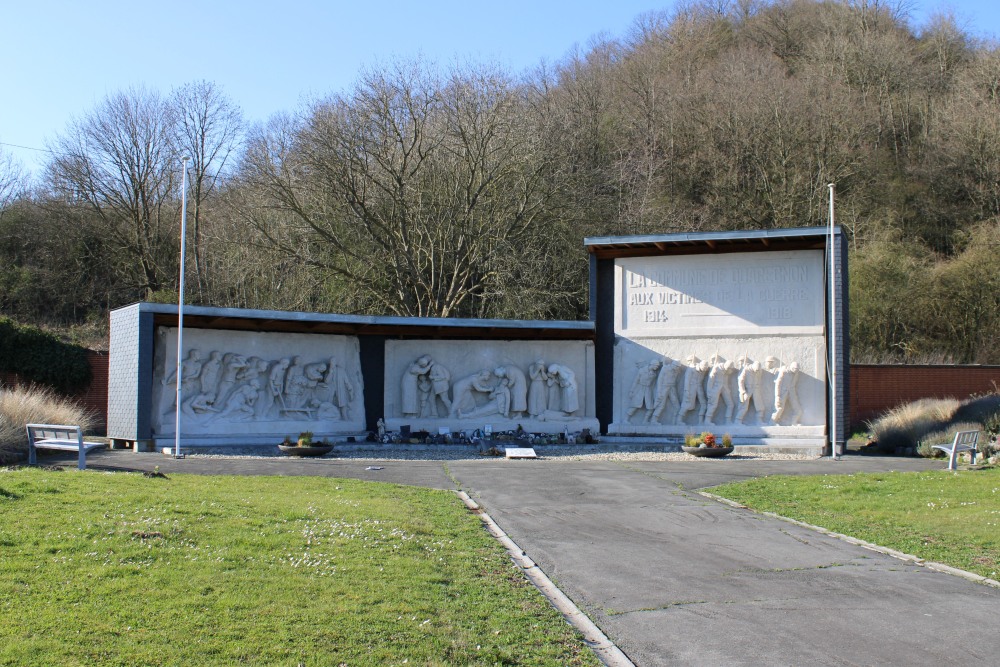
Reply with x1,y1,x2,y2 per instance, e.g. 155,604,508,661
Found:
0,385,94,464
867,392,1000,455
866,397,960,452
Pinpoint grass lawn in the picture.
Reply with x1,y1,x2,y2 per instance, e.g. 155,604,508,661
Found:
710,466,1000,581
0,468,598,666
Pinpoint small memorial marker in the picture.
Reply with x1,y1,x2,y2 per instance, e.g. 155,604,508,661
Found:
504,447,537,459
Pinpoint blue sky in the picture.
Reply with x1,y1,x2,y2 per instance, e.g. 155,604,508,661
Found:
3,0,998,176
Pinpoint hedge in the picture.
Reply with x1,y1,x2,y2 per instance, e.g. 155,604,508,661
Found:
0,318,92,393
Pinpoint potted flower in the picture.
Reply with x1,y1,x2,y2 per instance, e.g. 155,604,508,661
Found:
278,432,334,457
681,432,734,457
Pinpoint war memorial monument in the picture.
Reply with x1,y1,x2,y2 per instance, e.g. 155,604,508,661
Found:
108,226,848,455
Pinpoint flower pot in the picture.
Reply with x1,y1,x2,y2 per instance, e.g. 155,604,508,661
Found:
681,446,734,458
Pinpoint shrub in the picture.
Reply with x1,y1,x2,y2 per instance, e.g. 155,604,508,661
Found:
0,386,94,464
952,394,1000,427
0,318,92,393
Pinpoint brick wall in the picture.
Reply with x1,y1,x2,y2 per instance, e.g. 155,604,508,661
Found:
851,364,1000,427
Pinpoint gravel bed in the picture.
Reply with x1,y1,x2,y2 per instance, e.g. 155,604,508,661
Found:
184,445,818,462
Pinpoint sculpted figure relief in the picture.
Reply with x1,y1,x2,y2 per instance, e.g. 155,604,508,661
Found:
547,363,579,415
425,360,452,418
678,357,710,423
161,346,360,426
259,357,290,418
627,360,661,421
321,360,356,420
217,380,260,420
394,357,585,422
451,370,495,418
527,360,549,417
623,350,809,428
215,353,249,409
493,366,527,418
199,351,224,400
704,356,736,425
650,358,682,424
771,361,803,424
401,355,433,417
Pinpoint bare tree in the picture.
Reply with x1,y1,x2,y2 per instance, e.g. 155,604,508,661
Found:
238,60,562,318
0,148,27,217
46,87,178,297
171,81,244,301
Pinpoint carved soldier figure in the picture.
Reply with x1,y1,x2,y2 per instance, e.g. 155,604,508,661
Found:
678,357,710,423
704,357,736,425
736,359,766,424
771,361,803,424
649,358,682,424
627,360,662,421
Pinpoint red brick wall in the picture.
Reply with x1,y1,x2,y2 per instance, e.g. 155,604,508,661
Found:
79,351,108,431
0,350,108,432
850,365,1000,427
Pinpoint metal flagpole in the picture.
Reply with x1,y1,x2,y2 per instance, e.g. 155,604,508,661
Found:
829,183,838,460
173,157,191,459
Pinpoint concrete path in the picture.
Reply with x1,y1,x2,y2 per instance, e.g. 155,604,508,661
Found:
65,450,1000,665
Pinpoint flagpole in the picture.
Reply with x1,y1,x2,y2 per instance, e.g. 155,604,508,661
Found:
173,156,191,459
829,183,838,460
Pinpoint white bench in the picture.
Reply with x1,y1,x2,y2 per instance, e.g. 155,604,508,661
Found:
26,424,105,471
932,430,979,471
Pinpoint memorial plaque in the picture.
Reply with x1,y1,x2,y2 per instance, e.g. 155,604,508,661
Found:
615,250,825,336
504,447,538,459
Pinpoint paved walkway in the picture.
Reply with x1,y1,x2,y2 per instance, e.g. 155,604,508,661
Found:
64,450,1000,665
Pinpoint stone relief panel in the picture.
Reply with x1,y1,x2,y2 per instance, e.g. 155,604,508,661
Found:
384,340,597,434
610,336,826,437
151,328,365,438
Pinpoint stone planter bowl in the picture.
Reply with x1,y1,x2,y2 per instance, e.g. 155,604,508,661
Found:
681,445,734,458
278,443,334,457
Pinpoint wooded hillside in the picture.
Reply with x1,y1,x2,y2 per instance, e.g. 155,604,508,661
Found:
1,0,997,362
